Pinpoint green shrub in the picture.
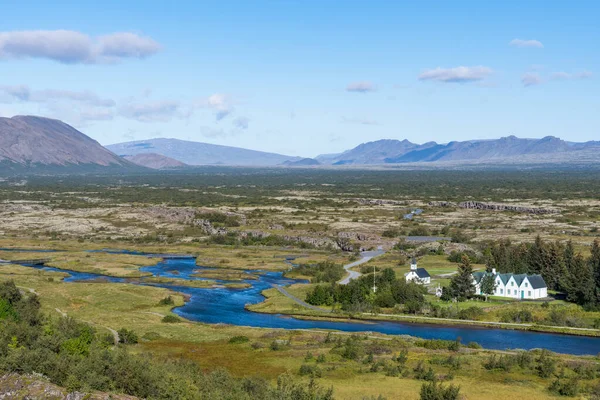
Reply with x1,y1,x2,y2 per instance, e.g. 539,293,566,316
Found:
420,380,461,400
158,296,174,306
229,335,250,344
549,378,579,396
413,362,436,381
117,328,139,344
299,364,322,378
536,350,557,378
161,315,182,323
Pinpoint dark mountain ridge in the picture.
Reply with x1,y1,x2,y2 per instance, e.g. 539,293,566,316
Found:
0,115,134,170
318,136,600,165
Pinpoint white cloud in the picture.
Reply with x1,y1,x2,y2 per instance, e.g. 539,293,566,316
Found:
196,93,235,121
575,70,593,79
510,39,544,48
0,85,115,107
521,72,543,87
233,116,249,129
418,66,493,83
341,116,380,126
80,108,114,121
346,81,376,93
0,85,30,101
118,101,181,122
550,72,570,81
0,30,161,64
551,70,593,80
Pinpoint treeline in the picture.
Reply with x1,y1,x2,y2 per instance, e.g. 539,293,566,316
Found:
485,238,600,307
0,280,334,399
6,169,600,205
306,269,427,313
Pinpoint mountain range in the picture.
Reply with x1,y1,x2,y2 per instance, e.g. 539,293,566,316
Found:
317,137,600,165
0,115,599,173
106,138,300,166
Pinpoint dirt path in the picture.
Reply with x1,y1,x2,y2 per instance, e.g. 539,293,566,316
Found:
338,247,385,285
54,308,120,344
274,285,332,313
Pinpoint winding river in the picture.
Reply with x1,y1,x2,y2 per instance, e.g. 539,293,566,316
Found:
10,251,600,356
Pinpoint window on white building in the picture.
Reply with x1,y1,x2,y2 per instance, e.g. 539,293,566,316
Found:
525,282,528,287
500,289,503,294
528,291,532,296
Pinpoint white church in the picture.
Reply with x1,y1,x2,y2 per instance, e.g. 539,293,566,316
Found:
404,258,431,285
472,269,548,300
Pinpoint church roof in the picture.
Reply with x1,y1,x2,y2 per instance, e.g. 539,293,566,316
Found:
415,268,430,278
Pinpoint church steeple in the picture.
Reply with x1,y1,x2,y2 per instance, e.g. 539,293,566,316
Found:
410,257,417,271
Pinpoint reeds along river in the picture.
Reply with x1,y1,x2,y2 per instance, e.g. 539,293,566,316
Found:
16,253,600,356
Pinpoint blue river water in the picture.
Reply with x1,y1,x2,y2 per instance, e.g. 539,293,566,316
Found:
10,251,600,355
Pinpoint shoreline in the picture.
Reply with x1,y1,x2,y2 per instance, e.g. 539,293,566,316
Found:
248,288,600,338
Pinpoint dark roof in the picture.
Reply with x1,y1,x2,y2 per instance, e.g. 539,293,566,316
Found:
472,271,547,289
415,268,430,278
527,274,547,289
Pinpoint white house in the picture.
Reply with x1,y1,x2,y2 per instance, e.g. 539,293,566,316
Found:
405,258,431,285
472,269,548,300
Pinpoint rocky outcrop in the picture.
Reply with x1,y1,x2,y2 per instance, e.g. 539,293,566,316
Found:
192,219,228,235
284,235,338,249
238,230,338,249
354,198,405,206
0,373,137,399
146,206,197,223
429,201,557,214
239,230,270,239
458,201,558,214
337,231,370,241
428,201,457,208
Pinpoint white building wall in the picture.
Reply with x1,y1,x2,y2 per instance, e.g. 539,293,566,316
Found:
470,275,547,300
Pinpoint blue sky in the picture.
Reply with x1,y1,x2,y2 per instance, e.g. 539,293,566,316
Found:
0,0,598,157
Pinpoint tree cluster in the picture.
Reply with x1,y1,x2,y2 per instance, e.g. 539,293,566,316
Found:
486,237,600,307
305,268,427,312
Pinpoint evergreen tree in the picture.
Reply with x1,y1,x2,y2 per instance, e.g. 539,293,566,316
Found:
564,240,575,271
543,241,565,291
449,255,475,301
589,239,600,302
562,254,594,306
527,235,546,274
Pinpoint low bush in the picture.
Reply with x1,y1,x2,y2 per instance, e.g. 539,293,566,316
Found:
229,335,250,344
299,364,322,378
161,315,182,323
117,328,138,344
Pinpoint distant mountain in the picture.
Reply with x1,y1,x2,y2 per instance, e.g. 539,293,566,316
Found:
317,139,422,165
123,153,187,169
281,158,321,167
107,138,300,166
0,116,134,171
320,136,600,165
